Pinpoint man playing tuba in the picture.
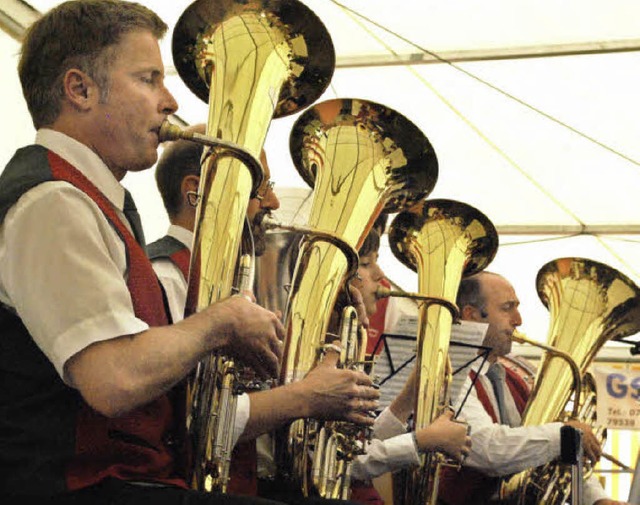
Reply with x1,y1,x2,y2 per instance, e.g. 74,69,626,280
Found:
438,272,629,505
0,2,293,504
150,131,472,503
150,129,382,502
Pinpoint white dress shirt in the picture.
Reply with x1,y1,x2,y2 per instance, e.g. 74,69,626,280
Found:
454,361,607,504
350,406,420,481
0,130,148,381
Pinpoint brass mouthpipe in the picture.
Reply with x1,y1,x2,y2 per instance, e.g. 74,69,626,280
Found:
157,120,264,197
260,215,360,278
511,330,582,419
375,286,460,322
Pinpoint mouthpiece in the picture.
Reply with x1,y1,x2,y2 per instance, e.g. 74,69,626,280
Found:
375,286,392,300
511,331,527,345
158,120,188,142
156,120,264,196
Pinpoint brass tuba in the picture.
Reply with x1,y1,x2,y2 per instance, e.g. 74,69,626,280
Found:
167,0,334,492
500,257,640,505
388,199,498,505
278,98,439,499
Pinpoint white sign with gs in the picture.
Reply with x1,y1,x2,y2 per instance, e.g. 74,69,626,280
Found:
593,365,640,431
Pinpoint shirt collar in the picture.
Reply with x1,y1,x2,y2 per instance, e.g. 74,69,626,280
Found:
36,128,126,210
167,224,194,252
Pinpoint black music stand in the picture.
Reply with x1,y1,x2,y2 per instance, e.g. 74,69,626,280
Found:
369,332,493,416
561,424,584,505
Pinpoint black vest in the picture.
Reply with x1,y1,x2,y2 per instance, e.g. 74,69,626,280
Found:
0,146,182,496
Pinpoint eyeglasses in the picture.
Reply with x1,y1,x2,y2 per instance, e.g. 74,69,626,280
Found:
255,180,275,202
187,180,274,207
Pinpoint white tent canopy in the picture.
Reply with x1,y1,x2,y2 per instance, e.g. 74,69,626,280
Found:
1,0,640,344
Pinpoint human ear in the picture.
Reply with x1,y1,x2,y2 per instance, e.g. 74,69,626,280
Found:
461,305,482,322
63,69,95,110
181,174,200,196
181,174,201,208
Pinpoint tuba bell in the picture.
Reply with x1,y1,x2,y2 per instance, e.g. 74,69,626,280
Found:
166,0,335,493
278,98,439,499
388,199,498,505
500,257,640,505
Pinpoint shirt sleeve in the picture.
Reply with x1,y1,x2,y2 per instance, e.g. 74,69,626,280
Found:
232,393,251,448
583,473,608,505
351,433,420,481
0,182,149,380
373,406,409,440
457,379,562,476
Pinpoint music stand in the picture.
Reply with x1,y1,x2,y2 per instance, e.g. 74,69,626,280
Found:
370,321,492,413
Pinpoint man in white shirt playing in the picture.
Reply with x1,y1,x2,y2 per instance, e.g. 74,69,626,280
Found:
150,131,382,499
0,2,374,504
150,133,471,502
438,271,629,505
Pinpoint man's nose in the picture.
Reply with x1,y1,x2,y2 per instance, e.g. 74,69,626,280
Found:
160,85,178,115
261,188,280,211
513,309,523,327
372,263,385,282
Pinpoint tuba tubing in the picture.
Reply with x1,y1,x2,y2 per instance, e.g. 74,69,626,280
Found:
170,0,335,492
388,199,498,505
499,257,640,505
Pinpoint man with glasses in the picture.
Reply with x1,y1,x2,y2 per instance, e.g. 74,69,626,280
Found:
150,127,381,499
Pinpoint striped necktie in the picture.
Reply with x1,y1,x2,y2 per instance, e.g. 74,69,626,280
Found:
486,363,514,426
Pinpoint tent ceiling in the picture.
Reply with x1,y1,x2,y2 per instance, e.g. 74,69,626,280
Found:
2,0,640,343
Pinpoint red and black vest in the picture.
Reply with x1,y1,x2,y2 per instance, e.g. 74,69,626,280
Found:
437,367,529,505
147,235,191,284
0,145,185,496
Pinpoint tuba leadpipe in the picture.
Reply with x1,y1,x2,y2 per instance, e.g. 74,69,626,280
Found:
170,0,334,492
510,330,583,419
375,286,460,319
278,98,439,499
500,257,640,505
388,199,498,505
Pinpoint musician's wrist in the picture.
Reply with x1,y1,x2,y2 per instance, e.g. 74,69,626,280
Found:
411,430,425,454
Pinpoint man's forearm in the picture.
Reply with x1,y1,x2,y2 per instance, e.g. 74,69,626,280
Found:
65,303,236,417
239,382,310,442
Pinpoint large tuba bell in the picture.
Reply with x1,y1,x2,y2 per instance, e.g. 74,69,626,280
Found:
500,257,640,505
388,199,498,505
166,0,335,492
278,98,438,499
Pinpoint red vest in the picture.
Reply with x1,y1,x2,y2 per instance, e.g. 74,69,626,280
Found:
0,146,185,495
148,236,259,495
367,278,391,355
48,152,186,491
438,367,529,505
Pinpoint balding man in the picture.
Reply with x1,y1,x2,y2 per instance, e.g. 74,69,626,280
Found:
438,272,628,505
